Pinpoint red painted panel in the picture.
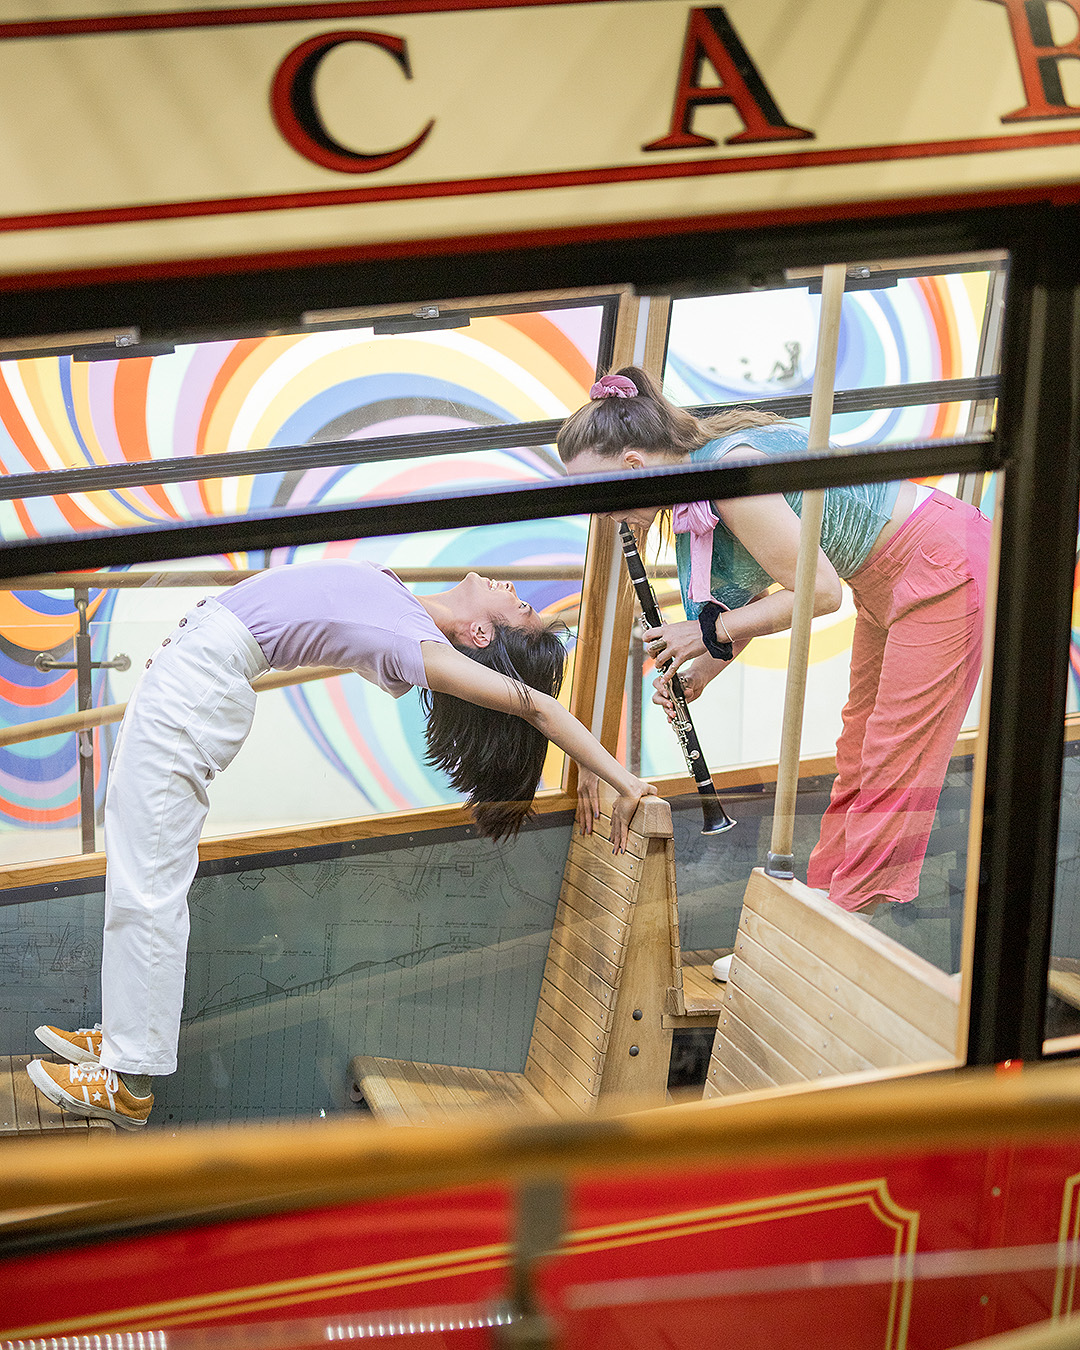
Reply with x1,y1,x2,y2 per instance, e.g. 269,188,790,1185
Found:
5,1139,1080,1348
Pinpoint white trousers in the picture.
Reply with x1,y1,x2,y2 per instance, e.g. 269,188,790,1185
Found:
100,599,268,1076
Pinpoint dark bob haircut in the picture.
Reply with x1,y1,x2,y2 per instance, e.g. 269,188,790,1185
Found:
421,621,567,841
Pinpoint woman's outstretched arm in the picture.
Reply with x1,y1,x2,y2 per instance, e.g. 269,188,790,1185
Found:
421,642,656,851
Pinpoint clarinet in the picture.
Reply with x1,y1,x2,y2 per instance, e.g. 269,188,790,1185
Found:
619,523,736,836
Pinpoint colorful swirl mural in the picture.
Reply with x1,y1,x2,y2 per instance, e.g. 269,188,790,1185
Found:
663,273,993,444
0,306,603,833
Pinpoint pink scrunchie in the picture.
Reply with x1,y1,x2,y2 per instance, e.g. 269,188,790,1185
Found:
673,500,719,602
590,374,638,399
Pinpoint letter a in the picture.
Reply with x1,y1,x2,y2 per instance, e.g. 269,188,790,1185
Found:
643,7,813,151
985,0,1080,121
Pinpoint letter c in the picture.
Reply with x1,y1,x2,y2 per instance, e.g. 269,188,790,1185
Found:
271,30,434,174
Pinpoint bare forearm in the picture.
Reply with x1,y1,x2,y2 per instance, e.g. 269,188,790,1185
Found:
532,696,642,796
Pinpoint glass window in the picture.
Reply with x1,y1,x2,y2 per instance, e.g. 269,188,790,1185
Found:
664,257,1004,449
0,519,588,865
0,294,617,545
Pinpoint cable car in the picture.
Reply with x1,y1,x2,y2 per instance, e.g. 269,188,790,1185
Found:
1,2,1080,1345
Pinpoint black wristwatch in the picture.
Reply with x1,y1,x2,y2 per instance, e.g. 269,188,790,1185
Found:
698,601,734,662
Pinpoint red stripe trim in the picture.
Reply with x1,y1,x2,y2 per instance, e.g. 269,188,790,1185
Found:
3,179,1079,295
3,126,1080,237
0,0,620,40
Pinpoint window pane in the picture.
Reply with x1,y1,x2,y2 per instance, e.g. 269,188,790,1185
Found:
0,298,614,545
0,517,587,865
664,261,1003,449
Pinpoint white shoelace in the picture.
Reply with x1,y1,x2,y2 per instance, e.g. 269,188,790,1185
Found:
68,1061,117,1090
74,1023,102,1037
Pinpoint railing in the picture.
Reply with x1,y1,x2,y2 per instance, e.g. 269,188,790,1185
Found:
1,565,645,854
0,1057,1077,1224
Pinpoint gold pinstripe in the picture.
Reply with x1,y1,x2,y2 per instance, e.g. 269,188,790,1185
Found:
4,1179,918,1348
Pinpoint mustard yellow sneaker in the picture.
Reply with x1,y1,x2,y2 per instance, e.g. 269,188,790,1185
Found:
34,1022,101,1064
27,1058,152,1130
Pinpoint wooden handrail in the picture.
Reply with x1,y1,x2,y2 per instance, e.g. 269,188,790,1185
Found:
0,723,1037,894
0,665,348,748
1,1059,1079,1221
0,565,624,591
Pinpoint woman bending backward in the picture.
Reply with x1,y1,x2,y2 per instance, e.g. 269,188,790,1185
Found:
27,561,655,1128
559,366,990,917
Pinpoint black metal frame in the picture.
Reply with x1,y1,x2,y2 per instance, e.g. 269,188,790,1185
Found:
2,198,1078,1067
0,375,999,505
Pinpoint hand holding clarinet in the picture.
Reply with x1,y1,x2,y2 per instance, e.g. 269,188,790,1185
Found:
619,524,736,836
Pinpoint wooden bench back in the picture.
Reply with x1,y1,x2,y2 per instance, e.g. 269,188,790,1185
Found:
704,871,960,1098
523,792,677,1112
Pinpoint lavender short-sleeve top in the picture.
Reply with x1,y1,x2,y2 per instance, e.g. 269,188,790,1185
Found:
219,560,449,697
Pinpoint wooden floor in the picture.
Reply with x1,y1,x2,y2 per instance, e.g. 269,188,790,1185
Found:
1,1055,114,1136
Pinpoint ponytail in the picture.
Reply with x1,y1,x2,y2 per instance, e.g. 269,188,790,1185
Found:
557,363,784,466
421,623,567,840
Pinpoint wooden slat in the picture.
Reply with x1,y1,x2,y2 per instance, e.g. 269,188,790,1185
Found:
569,839,643,888
374,1064,435,1126
537,966,612,1038
422,1062,496,1115
738,908,956,1062
541,937,619,1009
12,1054,45,1133
558,880,630,948
0,1056,19,1133
353,1057,563,1125
734,928,936,1068
741,872,959,1051
726,958,876,1077
709,1022,792,1094
578,816,651,862
681,950,730,1015
561,857,634,919
525,1032,596,1111
414,1063,505,1119
549,913,625,988
529,1013,599,1096
716,1002,819,1090
400,1061,461,1124
533,994,605,1073
704,1055,752,1097
519,1054,588,1117
405,1063,496,1121
349,1060,413,1124
1049,962,1080,1012
350,1057,431,1125
466,1068,554,1118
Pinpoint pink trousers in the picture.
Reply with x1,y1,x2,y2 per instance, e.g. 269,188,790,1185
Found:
805,490,992,912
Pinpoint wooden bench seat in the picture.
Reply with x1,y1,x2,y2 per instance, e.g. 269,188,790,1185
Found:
665,948,730,1028
352,792,681,1123
1,1054,114,1136
705,871,960,1098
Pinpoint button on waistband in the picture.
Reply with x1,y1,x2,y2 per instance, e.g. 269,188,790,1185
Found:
178,618,187,626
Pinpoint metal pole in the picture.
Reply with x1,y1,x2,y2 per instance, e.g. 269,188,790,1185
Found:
73,586,96,854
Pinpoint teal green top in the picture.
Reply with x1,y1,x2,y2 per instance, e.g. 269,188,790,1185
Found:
675,425,901,616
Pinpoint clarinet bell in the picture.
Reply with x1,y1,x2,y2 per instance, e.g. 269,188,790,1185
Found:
700,792,737,835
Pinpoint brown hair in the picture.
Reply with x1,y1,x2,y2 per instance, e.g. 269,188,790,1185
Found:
557,365,782,466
